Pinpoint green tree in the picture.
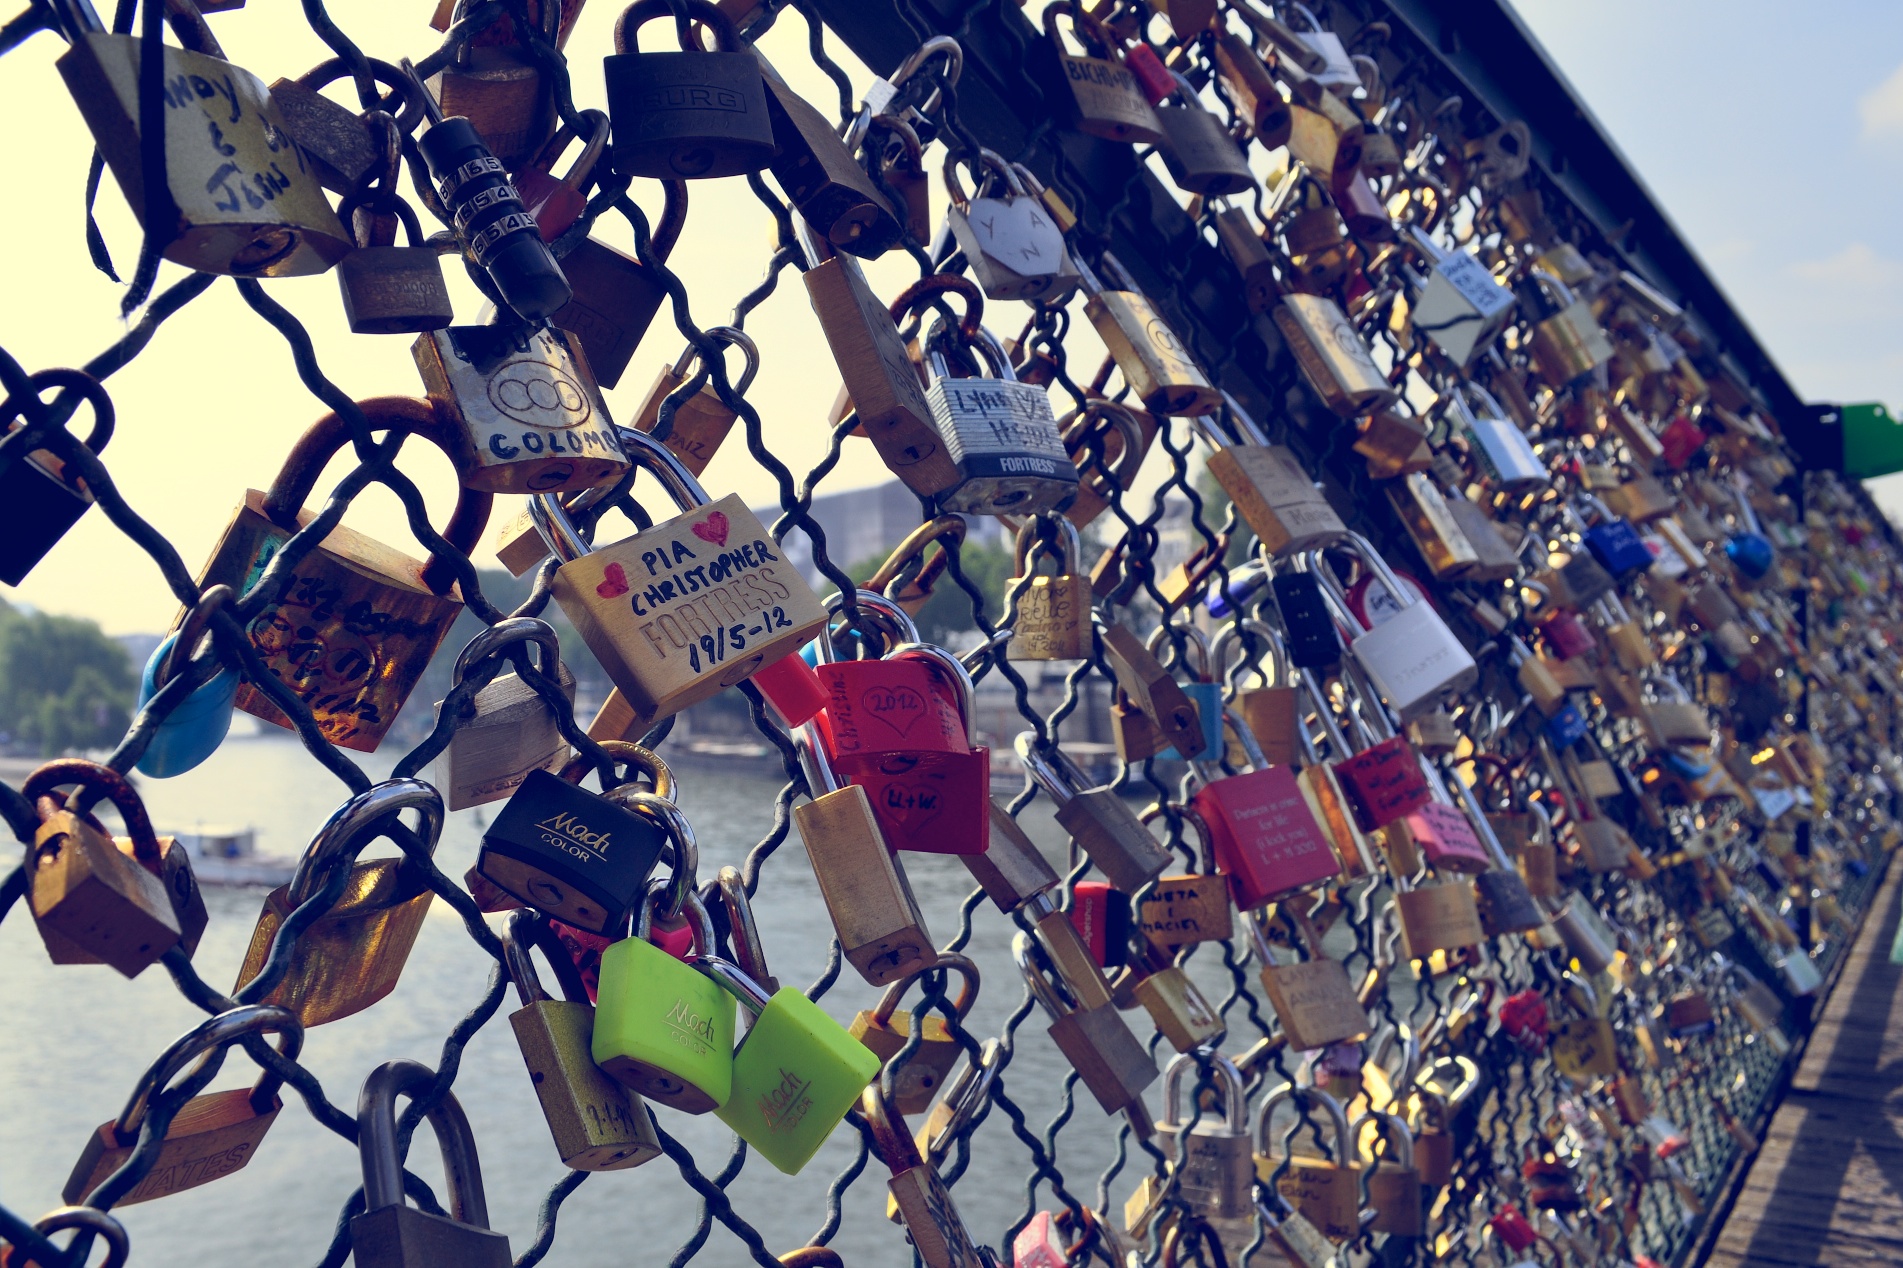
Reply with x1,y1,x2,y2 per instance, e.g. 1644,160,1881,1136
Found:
0,599,136,754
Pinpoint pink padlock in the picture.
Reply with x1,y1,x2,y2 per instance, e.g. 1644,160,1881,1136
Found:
513,109,609,242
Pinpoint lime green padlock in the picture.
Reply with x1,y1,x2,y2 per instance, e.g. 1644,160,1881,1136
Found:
592,882,735,1114
698,955,881,1174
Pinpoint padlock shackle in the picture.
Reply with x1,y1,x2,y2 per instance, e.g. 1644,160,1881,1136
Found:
619,793,699,920
453,615,562,686
21,1207,129,1268
1161,1051,1246,1135
22,759,164,869
1,366,115,461
155,583,235,692
113,1004,302,1141
870,951,980,1025
692,952,775,1017
918,1038,1001,1166
1296,667,1352,767
262,396,491,598
669,325,760,396
558,740,676,804
1413,1054,1479,1112
857,1081,927,1172
1014,732,1080,807
940,146,1020,211
1138,800,1217,875
867,514,967,604
291,56,429,134
1011,513,1082,579
818,588,920,663
1441,754,1515,872
710,865,771,987
1254,1083,1351,1162
613,0,740,55
1011,929,1080,1019
523,108,611,195
1351,1109,1414,1170
357,1059,490,1226
636,881,714,955
795,724,842,797
529,428,708,565
886,642,977,742
501,910,592,1007
286,777,444,907
1059,398,1147,489
1210,617,1288,693
1040,0,1119,59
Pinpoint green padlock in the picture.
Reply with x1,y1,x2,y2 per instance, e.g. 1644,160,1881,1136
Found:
698,955,881,1175
592,880,735,1114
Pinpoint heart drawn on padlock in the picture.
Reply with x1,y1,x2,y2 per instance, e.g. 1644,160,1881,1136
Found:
862,685,927,737
596,562,631,598
691,511,730,546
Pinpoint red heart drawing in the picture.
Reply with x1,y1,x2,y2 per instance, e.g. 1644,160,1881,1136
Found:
691,511,730,547
596,561,630,598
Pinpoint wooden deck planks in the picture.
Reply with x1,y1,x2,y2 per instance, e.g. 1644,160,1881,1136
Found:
1706,857,1903,1267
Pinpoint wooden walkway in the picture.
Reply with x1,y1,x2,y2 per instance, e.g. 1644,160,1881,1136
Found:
1706,855,1903,1266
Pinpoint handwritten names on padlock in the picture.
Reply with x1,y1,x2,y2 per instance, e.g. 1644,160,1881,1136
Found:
1260,957,1369,1051
817,662,967,773
1332,737,1433,832
1136,874,1233,946
1401,803,1492,874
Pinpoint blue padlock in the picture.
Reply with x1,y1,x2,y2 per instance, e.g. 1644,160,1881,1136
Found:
1583,518,1652,577
1544,702,1587,748
134,586,239,778
1163,680,1225,761
1726,533,1774,580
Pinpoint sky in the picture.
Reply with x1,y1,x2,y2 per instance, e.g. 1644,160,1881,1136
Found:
4,2,1903,635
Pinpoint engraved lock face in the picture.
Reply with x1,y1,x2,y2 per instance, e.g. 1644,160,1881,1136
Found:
510,996,660,1171
602,31,777,180
437,662,576,811
1051,42,1163,144
592,938,736,1112
1274,294,1398,417
1085,288,1221,417
1009,573,1091,661
1349,602,1478,721
59,36,352,276
1207,445,1344,558
1260,956,1368,1050
31,812,181,978
952,192,1076,302
1155,99,1254,196
550,237,671,390
416,326,630,494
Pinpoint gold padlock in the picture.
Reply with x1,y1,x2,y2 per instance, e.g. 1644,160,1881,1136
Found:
1275,293,1399,417
629,328,759,478
1078,253,1221,416
1007,516,1092,661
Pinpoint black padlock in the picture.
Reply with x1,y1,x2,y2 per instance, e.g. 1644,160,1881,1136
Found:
603,0,777,180
0,369,113,587
1273,571,1342,670
477,768,669,934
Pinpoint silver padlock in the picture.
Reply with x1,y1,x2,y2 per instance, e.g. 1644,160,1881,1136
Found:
1404,225,1517,367
921,321,1079,516
1306,535,1476,720
1158,1052,1254,1219
943,150,1077,303
1452,382,1546,491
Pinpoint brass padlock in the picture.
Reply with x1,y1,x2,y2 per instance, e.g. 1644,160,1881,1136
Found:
1257,1085,1361,1242
849,955,980,1114
1007,517,1091,660
1042,3,1163,144
1155,71,1256,196
60,5,351,275
63,1005,300,1206
1275,293,1398,417
1123,934,1223,1052
1078,252,1221,416
1018,733,1173,894
1015,931,1158,1114
1394,878,1484,960
1362,1111,1423,1237
24,763,181,978
1099,623,1204,759
1197,417,1346,557
336,193,455,336
194,398,489,752
548,179,685,390
758,53,899,258
234,778,443,1027
1214,31,1291,148
434,619,576,812
267,56,413,195
792,728,937,986
631,327,758,477
1524,270,1614,389
1389,471,1480,580
1249,908,1368,1051
1211,199,1279,314
416,323,630,494
431,40,554,172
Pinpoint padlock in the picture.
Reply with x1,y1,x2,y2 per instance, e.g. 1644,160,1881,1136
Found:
1248,908,1368,1051
1007,517,1092,660
1059,397,1152,530
1360,1110,1422,1236
1274,570,1344,669
1134,822,1233,948
133,584,239,778
509,109,610,242
594,883,735,1113
945,150,1078,302
1018,733,1171,893
862,1084,987,1267
1099,622,1204,758
1042,3,1163,144
1214,31,1291,148
756,54,899,258
234,779,442,1026
1453,382,1545,490
1213,618,1306,768
1195,412,1345,557
501,913,660,1170
1068,881,1133,970
602,0,774,179
909,293,1079,515
349,1060,513,1268
1402,226,1517,367
530,431,826,728
631,327,758,477
697,955,880,1174
1077,252,1221,416
434,618,576,811
267,56,418,196
1196,761,1340,909
1155,72,1255,196
793,727,938,985
545,179,684,389
23,763,181,978
1522,270,1614,389
1389,470,1481,580
1354,408,1432,478
335,190,455,336
1550,980,1619,1080
1308,536,1477,720
1149,625,1226,762
1393,875,1484,960
62,1004,299,1206
194,398,489,751
800,228,962,501
1256,1085,1360,1241
57,1,351,275
1275,292,1398,417
0,368,113,587
1441,767,1547,935
1326,688,1432,832
1286,94,1363,184
1157,1054,1253,1218
1604,472,1678,523
1122,933,1223,1053
415,323,629,495
849,955,979,1114
476,746,672,934
429,27,554,173
1014,931,1157,1114
963,796,1061,914
1442,495,1522,583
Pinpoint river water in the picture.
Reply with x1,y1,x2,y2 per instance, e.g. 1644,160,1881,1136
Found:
0,734,1229,1266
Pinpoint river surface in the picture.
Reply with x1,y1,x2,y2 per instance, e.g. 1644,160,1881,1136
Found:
0,734,1239,1266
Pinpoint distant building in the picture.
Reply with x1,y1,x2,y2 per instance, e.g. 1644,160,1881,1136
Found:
761,479,1011,589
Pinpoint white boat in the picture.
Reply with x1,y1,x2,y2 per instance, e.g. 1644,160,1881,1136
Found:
170,827,296,888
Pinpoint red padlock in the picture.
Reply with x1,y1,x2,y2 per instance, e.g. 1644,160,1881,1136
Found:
1333,735,1433,832
1194,766,1340,910
1068,881,1133,969
1402,801,1492,874
1489,1204,1539,1252
513,110,610,243
816,655,967,777
1658,414,1707,469
1499,989,1549,1052
751,652,828,728
1123,41,1176,105
1540,610,1597,660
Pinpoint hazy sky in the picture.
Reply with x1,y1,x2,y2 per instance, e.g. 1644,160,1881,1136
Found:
4,2,1902,635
